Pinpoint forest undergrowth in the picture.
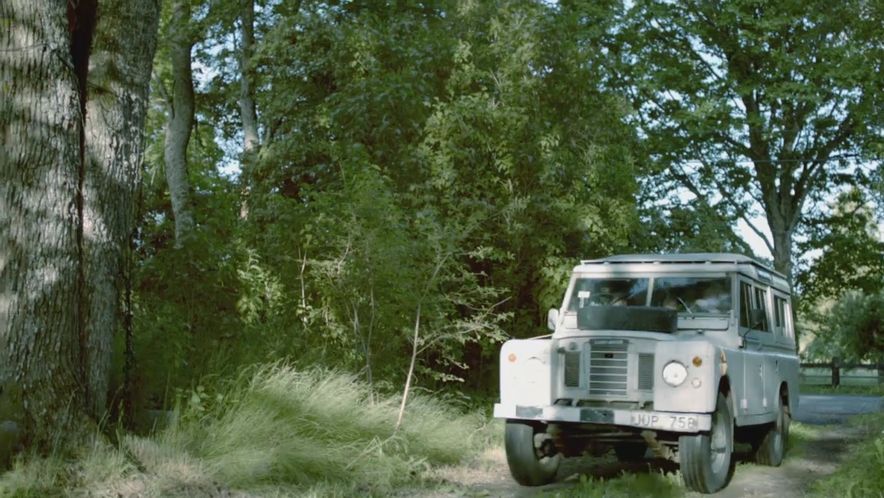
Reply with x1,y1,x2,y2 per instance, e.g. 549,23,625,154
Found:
0,366,492,497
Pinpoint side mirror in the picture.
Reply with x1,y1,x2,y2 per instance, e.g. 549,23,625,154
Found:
750,309,766,329
547,308,559,331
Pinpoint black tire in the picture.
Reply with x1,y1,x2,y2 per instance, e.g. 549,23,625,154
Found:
679,393,735,494
754,396,790,466
613,443,647,462
504,420,561,486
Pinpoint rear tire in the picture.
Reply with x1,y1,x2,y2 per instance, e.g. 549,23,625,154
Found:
504,420,560,486
755,396,789,466
679,393,735,493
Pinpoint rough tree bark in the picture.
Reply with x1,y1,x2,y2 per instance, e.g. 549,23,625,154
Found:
0,0,159,456
163,0,196,245
0,0,85,454
82,0,160,418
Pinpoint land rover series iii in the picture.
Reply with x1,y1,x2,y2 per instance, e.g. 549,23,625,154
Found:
494,253,799,493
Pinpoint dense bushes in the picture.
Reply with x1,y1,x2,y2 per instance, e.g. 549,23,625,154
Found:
126,1,642,411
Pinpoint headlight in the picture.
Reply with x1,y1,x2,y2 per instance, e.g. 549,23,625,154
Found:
662,361,688,387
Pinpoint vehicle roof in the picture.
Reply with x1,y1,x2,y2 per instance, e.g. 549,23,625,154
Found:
575,253,790,293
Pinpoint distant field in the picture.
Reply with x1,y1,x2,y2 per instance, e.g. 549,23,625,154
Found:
799,384,882,396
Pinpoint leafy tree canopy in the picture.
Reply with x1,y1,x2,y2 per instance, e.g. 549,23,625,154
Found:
615,0,883,277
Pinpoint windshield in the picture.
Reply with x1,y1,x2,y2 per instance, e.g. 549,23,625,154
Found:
650,277,731,314
567,278,649,311
565,276,732,314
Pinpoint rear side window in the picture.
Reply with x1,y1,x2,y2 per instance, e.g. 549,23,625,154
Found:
774,296,786,328
774,296,794,340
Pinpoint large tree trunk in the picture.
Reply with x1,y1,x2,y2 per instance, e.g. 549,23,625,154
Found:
163,0,196,246
238,0,260,219
770,226,794,282
0,0,89,453
82,0,160,418
0,0,158,457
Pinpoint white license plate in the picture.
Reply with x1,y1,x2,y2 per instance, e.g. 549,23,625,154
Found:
629,412,700,431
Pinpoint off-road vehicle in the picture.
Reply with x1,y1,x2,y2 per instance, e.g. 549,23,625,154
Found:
494,253,799,493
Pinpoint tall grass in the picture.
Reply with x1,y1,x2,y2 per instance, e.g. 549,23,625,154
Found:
808,412,884,498
0,365,484,497
179,365,481,490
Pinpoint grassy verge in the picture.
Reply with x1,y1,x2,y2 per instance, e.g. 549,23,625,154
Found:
548,472,685,498
787,420,822,458
800,384,883,396
0,365,487,497
807,412,884,498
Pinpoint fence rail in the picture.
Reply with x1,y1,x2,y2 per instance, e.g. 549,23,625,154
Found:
799,362,882,387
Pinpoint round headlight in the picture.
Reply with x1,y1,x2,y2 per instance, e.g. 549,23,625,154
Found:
662,361,688,387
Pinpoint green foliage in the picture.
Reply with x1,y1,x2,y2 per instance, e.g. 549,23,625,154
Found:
809,413,884,498
797,188,882,362
797,188,884,308
126,0,639,400
804,290,883,364
615,0,883,274
635,202,755,255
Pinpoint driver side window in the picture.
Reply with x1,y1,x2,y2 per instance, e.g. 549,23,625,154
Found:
739,281,770,332
739,282,752,328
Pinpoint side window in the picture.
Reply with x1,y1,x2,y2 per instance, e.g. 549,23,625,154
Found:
774,296,786,329
753,287,770,332
783,299,794,340
739,282,752,327
775,296,795,340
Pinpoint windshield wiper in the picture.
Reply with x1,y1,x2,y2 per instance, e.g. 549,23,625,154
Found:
677,297,694,315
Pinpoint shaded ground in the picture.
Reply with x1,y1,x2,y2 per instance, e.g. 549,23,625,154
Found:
407,394,882,498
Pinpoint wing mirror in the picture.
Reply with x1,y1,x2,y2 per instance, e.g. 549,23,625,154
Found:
547,308,559,331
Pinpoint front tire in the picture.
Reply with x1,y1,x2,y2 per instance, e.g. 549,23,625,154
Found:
754,396,789,466
679,393,735,494
504,420,561,486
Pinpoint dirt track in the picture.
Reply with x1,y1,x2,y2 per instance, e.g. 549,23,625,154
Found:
408,394,882,498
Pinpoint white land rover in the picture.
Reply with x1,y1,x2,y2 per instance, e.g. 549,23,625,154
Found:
494,253,799,494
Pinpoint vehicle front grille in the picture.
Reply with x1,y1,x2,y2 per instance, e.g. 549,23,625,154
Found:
588,340,628,396
564,351,580,387
638,353,654,390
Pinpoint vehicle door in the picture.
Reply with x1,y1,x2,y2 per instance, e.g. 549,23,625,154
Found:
768,290,798,406
737,279,776,416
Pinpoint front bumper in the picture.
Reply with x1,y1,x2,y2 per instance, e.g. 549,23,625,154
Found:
493,403,711,433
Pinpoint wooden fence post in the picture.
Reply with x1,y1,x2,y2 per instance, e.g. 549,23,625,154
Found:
831,358,840,387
